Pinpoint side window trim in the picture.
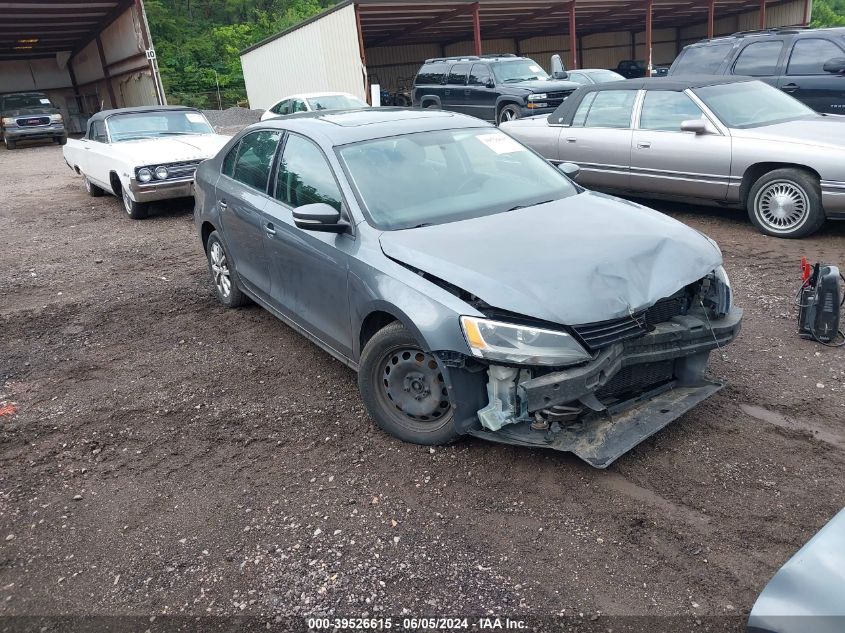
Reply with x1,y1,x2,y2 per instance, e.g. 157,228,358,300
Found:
225,129,282,195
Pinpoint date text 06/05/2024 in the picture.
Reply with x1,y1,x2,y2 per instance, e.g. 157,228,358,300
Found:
307,617,528,630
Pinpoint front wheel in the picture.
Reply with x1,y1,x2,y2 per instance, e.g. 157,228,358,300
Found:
497,104,522,125
3,134,15,150
358,322,457,446
747,168,825,239
55,136,67,146
122,188,149,220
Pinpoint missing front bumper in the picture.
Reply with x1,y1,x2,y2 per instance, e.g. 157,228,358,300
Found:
468,379,723,468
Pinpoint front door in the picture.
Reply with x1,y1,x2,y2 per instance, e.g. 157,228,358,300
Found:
557,89,638,190
261,133,353,358
630,89,732,200
780,37,845,114
443,63,471,115
216,129,281,299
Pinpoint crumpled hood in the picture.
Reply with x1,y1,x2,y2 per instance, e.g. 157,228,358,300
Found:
109,134,230,166
2,106,60,118
732,116,845,150
379,192,723,325
512,79,580,93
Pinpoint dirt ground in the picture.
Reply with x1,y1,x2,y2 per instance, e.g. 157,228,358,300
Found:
1,142,844,631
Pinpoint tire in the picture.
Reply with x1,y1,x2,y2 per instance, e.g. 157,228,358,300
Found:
423,101,439,110
84,176,104,197
747,168,825,239
497,104,522,125
121,187,149,220
3,134,15,150
55,136,67,146
205,231,247,308
393,94,411,108
358,322,458,446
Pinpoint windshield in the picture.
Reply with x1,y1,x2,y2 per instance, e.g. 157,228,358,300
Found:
106,110,214,142
1,93,53,110
694,81,816,128
307,95,368,111
492,60,550,84
337,128,578,231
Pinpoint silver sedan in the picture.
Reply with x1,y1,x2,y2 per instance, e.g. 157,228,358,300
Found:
502,77,845,238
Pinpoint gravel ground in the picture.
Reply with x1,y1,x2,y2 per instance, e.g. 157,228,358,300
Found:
1,143,844,632
203,107,263,135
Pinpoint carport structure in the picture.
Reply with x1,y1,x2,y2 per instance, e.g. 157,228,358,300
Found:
240,0,811,109
354,0,812,71
0,0,164,132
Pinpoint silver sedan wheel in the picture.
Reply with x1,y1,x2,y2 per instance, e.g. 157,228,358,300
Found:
754,180,809,234
209,242,232,299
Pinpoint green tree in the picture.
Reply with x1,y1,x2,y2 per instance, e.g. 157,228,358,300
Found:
811,0,845,27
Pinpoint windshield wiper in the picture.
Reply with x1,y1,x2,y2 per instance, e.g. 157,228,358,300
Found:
406,222,434,229
507,200,554,212
159,131,192,136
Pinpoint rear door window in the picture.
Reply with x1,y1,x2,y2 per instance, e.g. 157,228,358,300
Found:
222,142,240,177
732,41,784,76
580,90,637,129
416,62,447,85
787,38,845,75
447,64,470,85
672,43,733,74
231,130,282,192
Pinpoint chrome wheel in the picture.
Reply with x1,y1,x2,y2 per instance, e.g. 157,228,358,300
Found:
122,189,133,215
84,178,91,193
209,241,232,299
378,347,451,428
754,180,809,234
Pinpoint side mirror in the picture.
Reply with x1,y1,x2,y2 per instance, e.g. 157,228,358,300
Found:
823,57,845,74
292,203,347,233
681,119,709,135
558,162,581,180
552,71,569,80
551,54,567,80
486,79,496,88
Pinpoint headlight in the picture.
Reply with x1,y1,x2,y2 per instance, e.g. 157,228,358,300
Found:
50,114,63,123
528,94,548,101
154,166,168,180
137,168,153,183
702,266,732,318
1,117,16,126
460,316,591,367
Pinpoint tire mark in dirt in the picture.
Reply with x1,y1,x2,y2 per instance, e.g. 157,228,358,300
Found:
740,404,845,452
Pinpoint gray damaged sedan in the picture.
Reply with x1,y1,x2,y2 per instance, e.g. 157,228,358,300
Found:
502,76,845,239
194,108,742,468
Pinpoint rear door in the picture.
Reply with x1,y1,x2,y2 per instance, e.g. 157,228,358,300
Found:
779,37,845,114
443,63,470,115
557,89,638,190
630,89,731,200
216,129,282,300
730,38,788,88
466,63,497,121
261,133,353,357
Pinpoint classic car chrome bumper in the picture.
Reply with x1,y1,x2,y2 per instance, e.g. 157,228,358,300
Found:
821,180,845,217
128,177,194,202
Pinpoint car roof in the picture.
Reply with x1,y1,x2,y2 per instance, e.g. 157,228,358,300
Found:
256,107,491,146
689,25,845,45
87,105,201,125
579,75,754,92
282,92,360,101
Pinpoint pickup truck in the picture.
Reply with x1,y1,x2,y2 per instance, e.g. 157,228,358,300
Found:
63,105,229,219
1,91,67,149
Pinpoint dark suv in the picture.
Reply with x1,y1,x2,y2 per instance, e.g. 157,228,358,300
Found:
412,54,580,125
668,27,845,114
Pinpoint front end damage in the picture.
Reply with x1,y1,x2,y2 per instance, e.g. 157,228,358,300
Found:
437,275,742,468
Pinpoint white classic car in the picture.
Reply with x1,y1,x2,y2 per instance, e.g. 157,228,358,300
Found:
63,106,229,219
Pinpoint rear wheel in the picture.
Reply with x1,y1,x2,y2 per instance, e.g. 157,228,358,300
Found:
121,188,149,220
497,104,522,125
358,322,457,446
84,176,104,197
747,168,825,239
206,231,247,308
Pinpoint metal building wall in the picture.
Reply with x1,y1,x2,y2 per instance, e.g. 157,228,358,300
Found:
241,3,364,110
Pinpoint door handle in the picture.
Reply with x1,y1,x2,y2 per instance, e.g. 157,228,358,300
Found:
218,200,228,210
265,222,276,236
637,141,652,149
781,83,799,92
565,137,577,143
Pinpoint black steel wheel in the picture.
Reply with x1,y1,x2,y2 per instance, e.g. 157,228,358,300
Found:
358,322,457,445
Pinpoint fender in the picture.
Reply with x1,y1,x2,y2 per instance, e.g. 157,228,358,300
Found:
418,94,443,109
